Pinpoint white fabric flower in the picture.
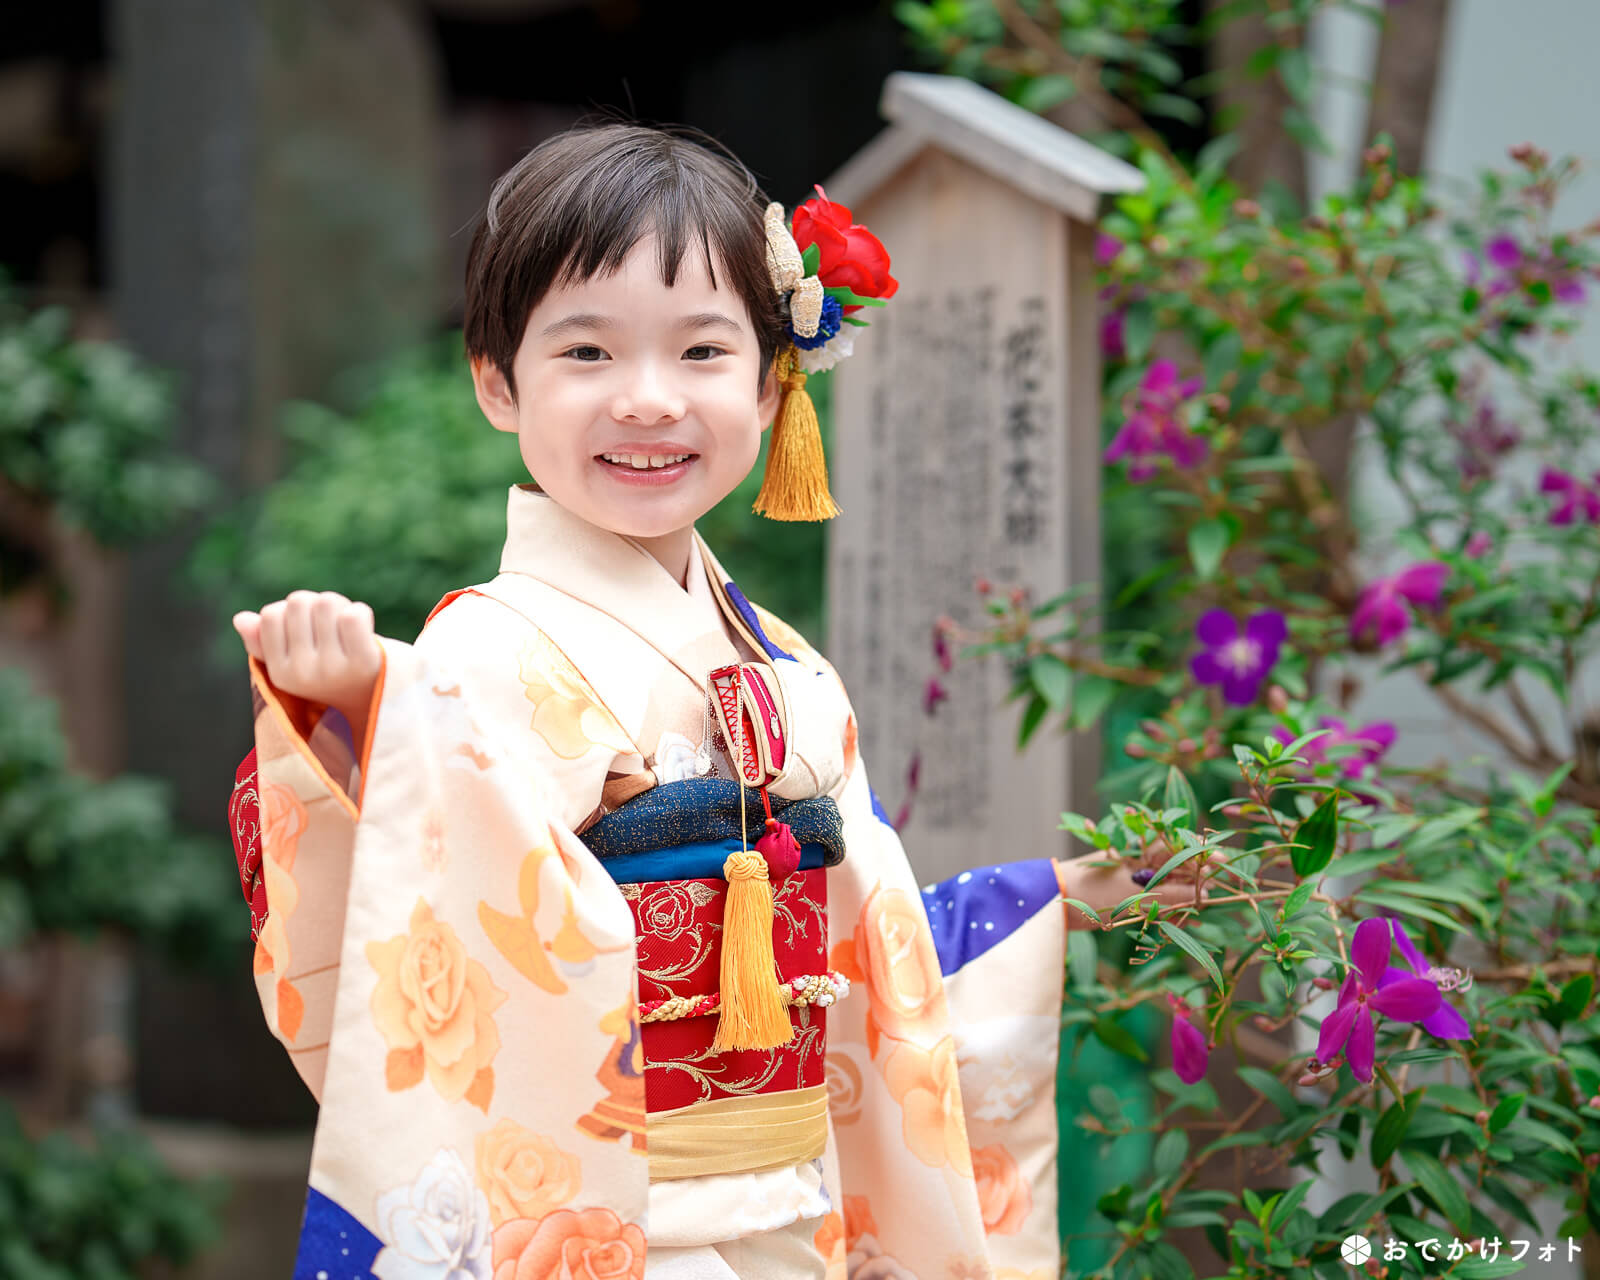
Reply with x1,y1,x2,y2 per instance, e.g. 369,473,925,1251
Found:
653,730,702,785
796,327,856,375
372,1147,493,1280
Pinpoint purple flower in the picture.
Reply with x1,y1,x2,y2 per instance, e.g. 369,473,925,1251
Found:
932,623,953,673
1464,530,1493,558
922,677,949,717
1317,918,1442,1083
1349,562,1450,647
1378,916,1473,1041
1167,992,1209,1084
1272,717,1396,785
1100,301,1126,361
1470,235,1588,307
1449,402,1521,482
1540,467,1600,526
1191,609,1287,706
1095,233,1124,268
1104,360,1208,481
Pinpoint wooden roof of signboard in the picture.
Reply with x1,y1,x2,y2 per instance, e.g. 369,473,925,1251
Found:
824,71,1145,223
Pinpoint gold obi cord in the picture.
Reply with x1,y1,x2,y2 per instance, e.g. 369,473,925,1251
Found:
645,1084,829,1181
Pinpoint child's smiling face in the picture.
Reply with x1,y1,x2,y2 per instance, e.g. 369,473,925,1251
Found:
472,234,780,575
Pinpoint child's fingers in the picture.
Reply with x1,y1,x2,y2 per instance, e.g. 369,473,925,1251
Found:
232,612,263,660
283,591,318,661
258,601,289,670
335,602,379,671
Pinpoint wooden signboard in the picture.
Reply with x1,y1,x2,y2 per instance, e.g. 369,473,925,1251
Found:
825,73,1144,885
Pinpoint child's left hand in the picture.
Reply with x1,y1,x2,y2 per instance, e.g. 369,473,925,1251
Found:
1056,850,1211,931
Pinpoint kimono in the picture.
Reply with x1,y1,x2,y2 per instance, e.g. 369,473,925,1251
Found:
238,483,1073,1280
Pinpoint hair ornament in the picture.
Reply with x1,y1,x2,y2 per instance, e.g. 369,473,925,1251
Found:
755,186,898,522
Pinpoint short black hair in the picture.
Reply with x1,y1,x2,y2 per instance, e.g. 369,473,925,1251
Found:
464,123,784,398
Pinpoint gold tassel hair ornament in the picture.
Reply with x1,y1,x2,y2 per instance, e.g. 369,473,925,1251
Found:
752,344,840,523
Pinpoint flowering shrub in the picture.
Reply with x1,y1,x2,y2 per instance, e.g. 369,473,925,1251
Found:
901,1,1600,1276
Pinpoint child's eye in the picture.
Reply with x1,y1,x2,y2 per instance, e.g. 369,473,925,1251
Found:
564,345,607,362
683,345,725,362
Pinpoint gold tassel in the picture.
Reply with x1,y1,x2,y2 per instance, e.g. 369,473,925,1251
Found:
753,345,841,522
711,849,793,1052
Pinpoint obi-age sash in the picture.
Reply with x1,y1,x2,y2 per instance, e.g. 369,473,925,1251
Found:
577,777,850,1179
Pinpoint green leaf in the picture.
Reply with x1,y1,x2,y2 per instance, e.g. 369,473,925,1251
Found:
1281,881,1314,921
1158,920,1224,992
1236,1066,1300,1119
1488,1092,1525,1133
1278,47,1313,103
1371,1098,1412,1166
1070,674,1117,730
1402,1148,1472,1234
1557,973,1594,1023
1268,1180,1312,1231
1188,517,1232,581
1065,898,1104,929
1123,300,1156,361
1290,794,1339,877
1153,1128,1189,1178
1029,653,1071,710
800,241,820,276
1163,766,1199,830
1017,74,1076,114
1203,330,1243,389
1092,1015,1149,1063
1017,693,1049,749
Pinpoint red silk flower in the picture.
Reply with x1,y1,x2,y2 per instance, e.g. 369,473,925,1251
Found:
791,185,899,312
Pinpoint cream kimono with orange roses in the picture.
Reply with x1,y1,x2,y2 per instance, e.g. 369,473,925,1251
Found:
249,484,1069,1280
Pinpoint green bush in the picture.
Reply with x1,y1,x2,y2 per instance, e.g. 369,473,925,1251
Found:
190,336,829,654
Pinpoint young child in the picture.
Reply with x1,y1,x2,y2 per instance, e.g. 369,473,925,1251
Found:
230,123,1193,1280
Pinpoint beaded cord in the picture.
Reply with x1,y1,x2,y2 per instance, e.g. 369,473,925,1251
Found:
639,972,851,1024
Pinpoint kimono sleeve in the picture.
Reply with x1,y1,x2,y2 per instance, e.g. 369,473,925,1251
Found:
245,593,649,1271
822,664,1070,1280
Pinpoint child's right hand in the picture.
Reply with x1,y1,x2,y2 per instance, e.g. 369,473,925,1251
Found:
233,591,382,718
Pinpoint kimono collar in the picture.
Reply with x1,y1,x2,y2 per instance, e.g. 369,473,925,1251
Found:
496,484,760,674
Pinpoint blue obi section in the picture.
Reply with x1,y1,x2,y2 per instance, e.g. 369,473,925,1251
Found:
723,581,794,661
919,859,1061,977
600,838,833,884
296,1187,381,1279
580,779,843,874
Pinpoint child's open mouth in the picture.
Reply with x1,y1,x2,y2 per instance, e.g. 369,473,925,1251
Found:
596,452,698,484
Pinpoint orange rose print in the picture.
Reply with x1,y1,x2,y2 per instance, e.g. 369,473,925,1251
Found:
474,1119,580,1228
812,1194,878,1259
972,1143,1032,1235
517,636,633,760
842,714,858,781
367,898,508,1111
491,1206,645,1280
856,885,948,1044
824,1049,864,1126
883,1036,973,1176
254,781,308,1040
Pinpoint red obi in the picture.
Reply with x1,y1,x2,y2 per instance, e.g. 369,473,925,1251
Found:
624,867,829,1113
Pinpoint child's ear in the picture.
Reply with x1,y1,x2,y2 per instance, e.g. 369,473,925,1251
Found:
471,357,519,433
757,363,782,431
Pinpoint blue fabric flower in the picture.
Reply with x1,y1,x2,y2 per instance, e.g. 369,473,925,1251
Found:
791,293,842,350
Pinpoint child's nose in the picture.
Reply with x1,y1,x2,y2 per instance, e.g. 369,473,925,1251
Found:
612,362,686,423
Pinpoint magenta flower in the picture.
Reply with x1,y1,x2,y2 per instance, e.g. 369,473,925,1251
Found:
1095,233,1123,267
1190,609,1287,706
1272,717,1396,785
1317,918,1442,1083
1349,562,1449,647
1379,916,1472,1041
1449,402,1520,482
922,677,949,717
1470,235,1588,305
1464,530,1493,558
932,623,953,673
1540,467,1600,526
1104,361,1207,481
1167,992,1209,1084
1099,295,1126,361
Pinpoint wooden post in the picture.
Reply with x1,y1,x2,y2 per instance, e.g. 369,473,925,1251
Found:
824,73,1142,884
